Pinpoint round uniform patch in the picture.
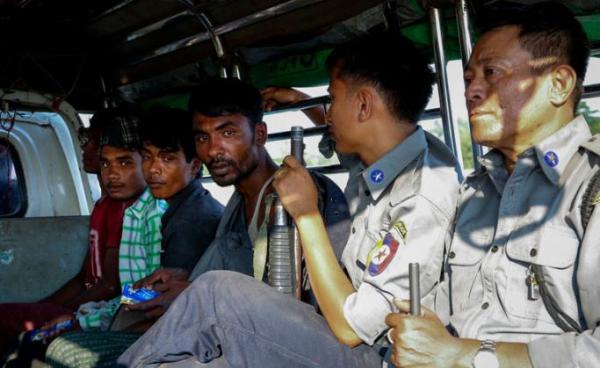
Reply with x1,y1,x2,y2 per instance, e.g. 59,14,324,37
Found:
544,151,559,167
367,232,399,276
370,169,385,184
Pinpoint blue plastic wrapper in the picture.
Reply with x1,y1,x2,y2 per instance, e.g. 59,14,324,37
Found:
28,318,74,342
120,283,160,305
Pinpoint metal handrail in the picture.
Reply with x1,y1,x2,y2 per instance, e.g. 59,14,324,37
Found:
455,0,483,169
126,0,326,66
429,7,462,170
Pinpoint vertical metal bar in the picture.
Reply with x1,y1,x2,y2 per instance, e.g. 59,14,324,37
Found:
456,0,483,170
99,75,109,109
409,263,421,316
231,64,242,80
429,7,461,168
291,126,304,300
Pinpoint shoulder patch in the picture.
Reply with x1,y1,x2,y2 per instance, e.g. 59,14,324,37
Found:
366,221,406,276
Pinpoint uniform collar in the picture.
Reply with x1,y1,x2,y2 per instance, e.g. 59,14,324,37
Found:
360,126,427,201
533,115,591,186
472,115,591,191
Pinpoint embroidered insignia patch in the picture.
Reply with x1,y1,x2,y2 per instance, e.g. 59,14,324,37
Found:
367,231,399,276
370,169,384,184
544,151,559,167
395,221,407,239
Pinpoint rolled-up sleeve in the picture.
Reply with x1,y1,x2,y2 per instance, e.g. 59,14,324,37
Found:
342,196,451,344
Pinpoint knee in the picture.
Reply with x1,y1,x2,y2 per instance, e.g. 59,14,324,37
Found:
190,270,252,300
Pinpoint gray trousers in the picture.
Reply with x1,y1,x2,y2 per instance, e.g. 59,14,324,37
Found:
117,271,382,368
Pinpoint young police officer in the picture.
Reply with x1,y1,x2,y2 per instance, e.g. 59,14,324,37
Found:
118,32,460,367
387,2,600,367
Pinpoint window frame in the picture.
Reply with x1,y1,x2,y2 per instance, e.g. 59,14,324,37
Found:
0,138,28,218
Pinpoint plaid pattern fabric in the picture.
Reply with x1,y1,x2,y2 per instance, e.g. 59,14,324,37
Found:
76,299,120,331
99,115,141,150
118,188,168,285
75,189,167,331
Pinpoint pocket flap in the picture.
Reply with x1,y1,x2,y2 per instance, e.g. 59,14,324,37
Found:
447,237,487,266
506,225,579,269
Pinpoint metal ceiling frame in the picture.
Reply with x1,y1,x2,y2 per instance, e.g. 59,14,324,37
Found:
123,0,326,67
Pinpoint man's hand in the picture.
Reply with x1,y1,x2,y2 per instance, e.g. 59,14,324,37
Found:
126,279,190,318
385,299,468,368
261,87,310,111
272,156,319,220
133,268,189,290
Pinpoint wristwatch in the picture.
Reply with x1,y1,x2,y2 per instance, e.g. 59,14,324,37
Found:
472,339,499,368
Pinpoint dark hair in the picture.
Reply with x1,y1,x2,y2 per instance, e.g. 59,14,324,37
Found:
326,31,434,123
139,107,196,162
97,106,142,151
188,78,263,127
478,1,589,106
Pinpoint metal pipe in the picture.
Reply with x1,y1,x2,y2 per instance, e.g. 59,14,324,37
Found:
268,199,294,295
291,126,304,300
429,7,461,165
266,96,330,115
177,0,229,78
455,0,483,169
409,263,421,316
99,75,109,109
231,64,242,80
127,0,325,66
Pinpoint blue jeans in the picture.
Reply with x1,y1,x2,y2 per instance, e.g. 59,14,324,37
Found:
117,271,382,368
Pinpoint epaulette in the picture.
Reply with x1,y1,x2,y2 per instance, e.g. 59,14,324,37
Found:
580,134,600,157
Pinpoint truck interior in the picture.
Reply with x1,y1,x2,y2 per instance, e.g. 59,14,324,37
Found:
0,0,599,301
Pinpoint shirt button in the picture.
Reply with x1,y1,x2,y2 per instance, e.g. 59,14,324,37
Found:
491,245,499,253
530,249,538,257
364,189,371,197
448,251,456,259
352,227,356,234
481,302,489,310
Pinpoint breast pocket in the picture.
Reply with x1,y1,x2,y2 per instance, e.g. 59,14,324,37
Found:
505,224,579,324
446,226,490,313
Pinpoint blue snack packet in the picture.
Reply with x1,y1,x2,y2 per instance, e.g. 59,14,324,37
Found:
121,283,160,304
28,318,74,342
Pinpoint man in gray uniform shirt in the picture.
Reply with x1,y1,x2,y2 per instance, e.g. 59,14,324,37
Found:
387,2,600,368
118,32,460,367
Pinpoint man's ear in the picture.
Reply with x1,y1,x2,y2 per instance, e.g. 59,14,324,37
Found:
356,86,375,123
549,64,577,107
254,121,268,146
190,157,202,177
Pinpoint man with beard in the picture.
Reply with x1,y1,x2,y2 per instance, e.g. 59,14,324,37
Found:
118,31,460,367
124,77,350,316
43,78,349,368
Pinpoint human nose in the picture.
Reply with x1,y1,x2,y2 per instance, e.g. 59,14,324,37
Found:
465,74,486,109
106,164,120,180
207,136,224,160
148,158,161,175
